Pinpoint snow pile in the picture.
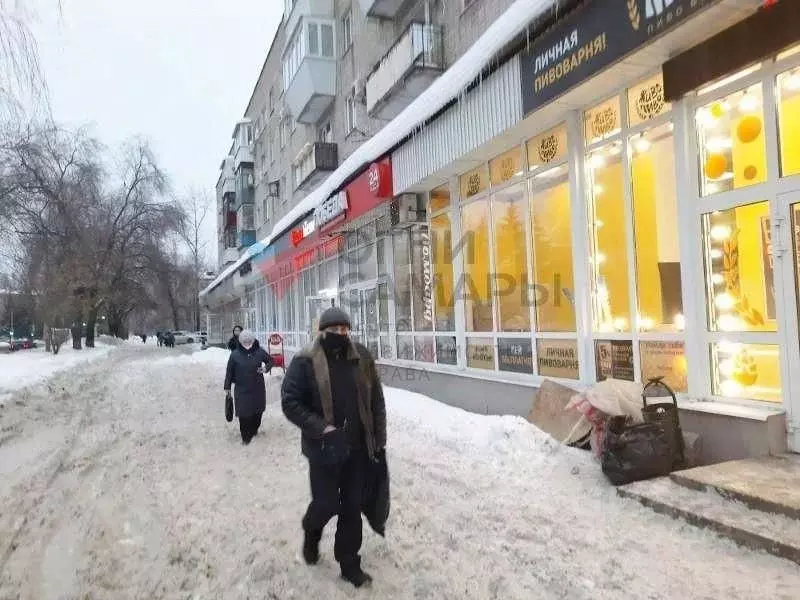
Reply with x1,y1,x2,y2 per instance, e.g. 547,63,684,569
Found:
0,344,114,398
142,347,230,367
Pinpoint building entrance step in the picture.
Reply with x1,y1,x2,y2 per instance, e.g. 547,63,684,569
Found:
670,454,800,521
617,476,800,565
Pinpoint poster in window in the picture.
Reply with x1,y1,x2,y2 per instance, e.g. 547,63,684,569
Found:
497,338,534,374
436,336,458,365
640,341,687,393
595,340,634,382
467,338,495,370
536,339,579,379
760,216,776,320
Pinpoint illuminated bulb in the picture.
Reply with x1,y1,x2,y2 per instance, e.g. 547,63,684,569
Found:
639,317,655,331
719,314,744,331
715,293,735,310
609,144,623,157
711,273,725,285
697,108,717,128
784,71,800,92
719,359,734,378
738,91,760,113
595,253,607,265
710,225,732,241
614,317,628,331
710,248,724,259
720,380,745,397
674,313,686,331
595,219,605,229
597,284,609,301
590,153,607,169
594,185,605,195
634,136,651,153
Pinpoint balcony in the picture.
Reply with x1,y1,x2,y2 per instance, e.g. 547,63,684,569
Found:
357,0,411,19
238,230,256,249
285,0,333,45
225,210,237,229
366,23,444,121
293,142,338,190
285,57,336,125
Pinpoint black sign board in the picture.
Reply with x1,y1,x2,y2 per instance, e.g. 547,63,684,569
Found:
436,336,458,366
519,0,718,115
498,338,534,374
595,340,635,382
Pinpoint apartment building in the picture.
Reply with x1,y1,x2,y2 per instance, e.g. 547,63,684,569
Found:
204,0,800,465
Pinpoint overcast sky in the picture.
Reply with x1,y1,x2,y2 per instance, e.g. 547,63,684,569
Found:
31,1,282,269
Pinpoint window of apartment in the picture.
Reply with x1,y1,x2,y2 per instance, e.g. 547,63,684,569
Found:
345,94,357,133
281,115,291,148
283,19,336,88
281,175,287,203
341,9,353,53
319,120,332,143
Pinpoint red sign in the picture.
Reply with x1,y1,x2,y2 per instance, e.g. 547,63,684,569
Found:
269,333,283,345
290,229,304,246
367,162,392,197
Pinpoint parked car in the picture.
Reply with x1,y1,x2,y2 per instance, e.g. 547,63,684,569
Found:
171,330,200,345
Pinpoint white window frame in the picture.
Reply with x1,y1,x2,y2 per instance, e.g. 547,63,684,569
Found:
341,8,353,54
345,94,357,133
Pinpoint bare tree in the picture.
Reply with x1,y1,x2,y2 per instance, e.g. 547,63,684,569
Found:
175,188,211,331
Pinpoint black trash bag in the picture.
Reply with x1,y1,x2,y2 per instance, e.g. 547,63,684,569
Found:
362,451,390,537
601,416,673,486
225,394,234,423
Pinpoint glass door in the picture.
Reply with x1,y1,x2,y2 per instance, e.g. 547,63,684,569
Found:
774,191,800,451
307,296,334,339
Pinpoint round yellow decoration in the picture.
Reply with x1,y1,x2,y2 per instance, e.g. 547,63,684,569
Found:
743,165,758,181
705,154,728,180
737,116,762,144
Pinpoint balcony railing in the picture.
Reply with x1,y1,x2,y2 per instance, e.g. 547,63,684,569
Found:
293,142,338,190
366,23,444,120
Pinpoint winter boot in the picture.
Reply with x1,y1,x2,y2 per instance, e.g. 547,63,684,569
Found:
340,559,372,588
302,530,321,565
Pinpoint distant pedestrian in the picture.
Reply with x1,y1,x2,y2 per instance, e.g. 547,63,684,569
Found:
141,334,147,344
281,307,387,588
224,329,273,445
227,325,243,351
156,331,163,347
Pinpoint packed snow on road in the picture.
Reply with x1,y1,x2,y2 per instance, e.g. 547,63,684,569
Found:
0,343,798,599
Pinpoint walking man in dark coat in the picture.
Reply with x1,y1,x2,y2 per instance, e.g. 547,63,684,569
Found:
227,325,243,351
224,329,273,444
281,307,386,589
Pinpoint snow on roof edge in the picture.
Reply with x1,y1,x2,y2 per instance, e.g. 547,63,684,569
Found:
201,0,554,298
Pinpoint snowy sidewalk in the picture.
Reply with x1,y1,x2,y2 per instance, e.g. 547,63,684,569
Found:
0,345,798,599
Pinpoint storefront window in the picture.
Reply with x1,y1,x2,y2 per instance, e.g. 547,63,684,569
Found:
392,231,412,331
489,148,523,186
697,83,767,196
530,172,575,332
630,122,683,332
430,184,451,212
627,72,671,127
584,96,621,145
414,336,435,363
711,342,781,403
467,337,494,370
702,201,776,333
378,282,389,333
587,141,631,332
492,183,530,331
380,336,393,359
461,199,493,331
431,213,455,330
527,123,567,172
640,341,687,393
411,227,434,332
777,66,800,177
397,336,413,360
459,166,489,201
436,336,458,365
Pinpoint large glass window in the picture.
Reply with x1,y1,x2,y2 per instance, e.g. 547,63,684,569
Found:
702,201,776,333
587,141,630,332
711,342,781,403
630,122,683,332
392,230,412,331
431,213,455,330
461,199,493,332
492,183,530,331
696,83,767,196
778,66,800,177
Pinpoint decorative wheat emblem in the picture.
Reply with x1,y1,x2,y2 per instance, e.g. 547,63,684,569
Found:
628,0,641,31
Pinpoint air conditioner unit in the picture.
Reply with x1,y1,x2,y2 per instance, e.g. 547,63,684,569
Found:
390,194,426,229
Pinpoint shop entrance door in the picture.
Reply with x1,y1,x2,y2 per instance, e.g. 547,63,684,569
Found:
307,295,335,339
774,191,800,452
341,284,380,358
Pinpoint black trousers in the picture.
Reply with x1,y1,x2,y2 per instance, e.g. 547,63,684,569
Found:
239,412,263,443
302,450,366,566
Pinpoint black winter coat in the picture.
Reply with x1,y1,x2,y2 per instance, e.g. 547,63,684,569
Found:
224,346,272,418
281,336,386,462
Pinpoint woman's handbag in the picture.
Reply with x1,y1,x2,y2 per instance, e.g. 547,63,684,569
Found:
642,377,686,470
601,415,673,486
225,393,234,423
